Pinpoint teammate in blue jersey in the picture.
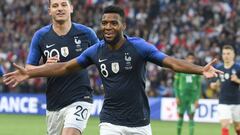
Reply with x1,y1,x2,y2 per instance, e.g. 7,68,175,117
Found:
210,45,240,135
4,5,223,135
24,0,99,135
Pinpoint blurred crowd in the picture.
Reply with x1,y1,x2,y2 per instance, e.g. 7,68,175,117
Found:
0,0,240,98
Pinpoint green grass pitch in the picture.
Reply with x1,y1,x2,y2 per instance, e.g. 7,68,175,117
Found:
0,114,235,135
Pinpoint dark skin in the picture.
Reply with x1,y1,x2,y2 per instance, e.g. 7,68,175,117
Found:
3,13,223,88
101,13,126,49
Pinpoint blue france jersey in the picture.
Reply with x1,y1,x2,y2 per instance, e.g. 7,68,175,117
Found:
77,36,167,127
215,63,240,104
26,23,99,110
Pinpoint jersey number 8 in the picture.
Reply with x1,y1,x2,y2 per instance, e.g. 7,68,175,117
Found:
100,64,108,77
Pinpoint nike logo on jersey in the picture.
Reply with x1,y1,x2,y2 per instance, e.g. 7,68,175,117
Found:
98,59,107,63
46,44,55,48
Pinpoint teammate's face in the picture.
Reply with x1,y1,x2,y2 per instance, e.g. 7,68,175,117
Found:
48,0,73,24
101,13,126,45
222,49,235,63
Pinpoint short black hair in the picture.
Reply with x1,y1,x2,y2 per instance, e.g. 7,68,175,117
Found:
103,5,125,20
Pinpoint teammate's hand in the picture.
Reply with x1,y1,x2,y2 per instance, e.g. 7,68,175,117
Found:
3,63,29,87
202,58,223,78
231,74,240,83
46,55,59,63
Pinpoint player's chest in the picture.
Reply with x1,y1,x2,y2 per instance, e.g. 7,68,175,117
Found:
219,68,237,82
40,35,91,60
96,49,140,78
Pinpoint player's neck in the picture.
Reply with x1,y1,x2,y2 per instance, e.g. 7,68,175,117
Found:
52,20,72,36
108,36,125,51
224,61,234,69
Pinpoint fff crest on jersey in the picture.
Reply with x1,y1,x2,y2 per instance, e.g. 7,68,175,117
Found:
111,62,119,73
74,36,81,45
61,47,69,57
124,52,132,70
125,53,132,62
74,36,82,52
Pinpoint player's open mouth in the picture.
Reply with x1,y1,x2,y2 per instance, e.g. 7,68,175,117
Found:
104,32,114,38
56,13,65,16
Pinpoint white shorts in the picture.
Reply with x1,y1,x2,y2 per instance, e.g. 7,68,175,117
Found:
99,122,152,135
46,101,93,135
217,104,240,122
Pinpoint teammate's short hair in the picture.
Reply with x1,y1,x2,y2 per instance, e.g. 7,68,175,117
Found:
48,0,72,6
222,45,235,51
222,45,236,54
222,45,236,59
103,5,125,22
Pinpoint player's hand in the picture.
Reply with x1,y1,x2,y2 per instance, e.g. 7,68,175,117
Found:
3,63,29,87
46,55,59,63
202,58,223,78
230,74,239,83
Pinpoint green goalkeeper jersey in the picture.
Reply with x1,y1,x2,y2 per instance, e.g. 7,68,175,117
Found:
174,73,201,101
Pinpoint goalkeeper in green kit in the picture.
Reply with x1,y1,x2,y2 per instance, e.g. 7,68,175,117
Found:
174,53,201,135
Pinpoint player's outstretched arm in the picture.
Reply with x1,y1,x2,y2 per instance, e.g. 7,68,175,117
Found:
163,56,223,78
3,58,81,87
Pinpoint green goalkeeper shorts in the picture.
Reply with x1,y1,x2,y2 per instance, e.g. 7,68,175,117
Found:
177,99,196,115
